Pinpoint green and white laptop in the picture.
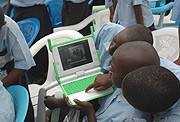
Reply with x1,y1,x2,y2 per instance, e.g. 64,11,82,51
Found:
48,34,114,105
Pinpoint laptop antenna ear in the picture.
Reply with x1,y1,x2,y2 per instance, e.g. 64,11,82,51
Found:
48,38,53,52
90,26,95,40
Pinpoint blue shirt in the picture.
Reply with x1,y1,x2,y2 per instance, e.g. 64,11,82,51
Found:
170,0,180,22
105,0,113,8
113,0,154,28
159,99,180,122
0,80,15,122
0,15,35,70
94,22,125,72
10,0,44,7
93,23,180,122
0,0,8,8
83,88,151,122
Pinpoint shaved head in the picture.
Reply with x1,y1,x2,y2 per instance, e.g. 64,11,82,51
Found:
109,41,160,88
109,24,153,56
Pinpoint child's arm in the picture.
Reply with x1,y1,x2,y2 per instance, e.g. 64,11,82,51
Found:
133,5,144,25
64,95,97,122
85,74,112,92
2,68,26,87
44,96,67,110
109,0,118,22
174,24,180,65
5,0,13,16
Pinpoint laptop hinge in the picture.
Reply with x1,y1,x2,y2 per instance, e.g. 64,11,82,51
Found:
76,70,85,78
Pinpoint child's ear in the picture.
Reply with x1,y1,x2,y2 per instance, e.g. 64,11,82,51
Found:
3,21,6,25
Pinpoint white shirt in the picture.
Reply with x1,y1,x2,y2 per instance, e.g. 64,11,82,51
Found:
113,0,154,28
10,0,44,7
0,80,15,122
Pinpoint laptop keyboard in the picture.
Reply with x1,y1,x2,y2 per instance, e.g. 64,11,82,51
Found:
62,74,98,95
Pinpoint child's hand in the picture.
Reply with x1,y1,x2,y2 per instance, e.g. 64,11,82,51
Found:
85,74,112,92
174,58,180,65
44,95,64,110
63,94,94,116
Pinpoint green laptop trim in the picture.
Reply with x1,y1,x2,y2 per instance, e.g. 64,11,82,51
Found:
49,26,114,105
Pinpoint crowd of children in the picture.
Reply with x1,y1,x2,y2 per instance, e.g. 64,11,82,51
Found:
0,6,35,122
0,0,180,122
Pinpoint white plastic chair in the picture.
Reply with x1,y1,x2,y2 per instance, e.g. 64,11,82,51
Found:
54,9,110,33
29,30,83,122
152,27,179,62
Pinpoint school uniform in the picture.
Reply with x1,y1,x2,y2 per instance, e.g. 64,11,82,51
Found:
170,0,180,22
0,81,15,122
94,22,124,73
106,0,154,30
10,0,53,79
83,88,152,122
93,23,180,122
0,15,35,122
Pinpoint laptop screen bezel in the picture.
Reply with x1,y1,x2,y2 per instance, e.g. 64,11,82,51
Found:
52,37,99,77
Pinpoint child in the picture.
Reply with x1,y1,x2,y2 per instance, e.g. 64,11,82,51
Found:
170,0,180,65
105,0,117,22
45,41,160,121
0,80,15,122
107,0,155,31
0,7,35,122
94,23,153,73
86,22,180,92
122,65,180,121
5,0,53,84
86,23,154,91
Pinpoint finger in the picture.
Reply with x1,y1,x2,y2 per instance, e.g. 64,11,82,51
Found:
63,94,66,99
74,99,84,106
85,83,96,92
64,96,73,107
94,86,106,91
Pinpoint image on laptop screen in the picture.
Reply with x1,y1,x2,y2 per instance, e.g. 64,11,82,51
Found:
57,39,93,71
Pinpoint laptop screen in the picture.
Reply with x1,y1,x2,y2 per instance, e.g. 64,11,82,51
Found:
57,39,93,71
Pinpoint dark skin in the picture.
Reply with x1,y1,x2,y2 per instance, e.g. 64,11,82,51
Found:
109,1,144,25
44,41,160,121
44,95,99,121
0,21,27,87
174,23,180,65
2,68,26,87
44,28,130,112
5,0,13,16
109,0,118,22
134,5,144,25
44,37,128,120
64,95,96,122
86,29,129,92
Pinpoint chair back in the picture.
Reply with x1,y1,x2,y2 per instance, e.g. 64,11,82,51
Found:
152,28,179,62
150,1,174,27
6,85,29,122
148,0,166,8
54,9,110,32
29,30,83,122
45,0,63,28
17,18,40,47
